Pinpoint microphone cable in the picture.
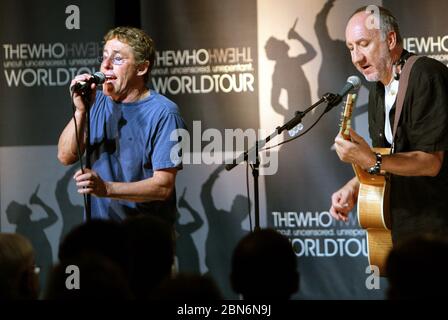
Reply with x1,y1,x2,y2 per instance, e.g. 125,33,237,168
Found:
246,161,253,232
262,104,328,152
70,90,88,211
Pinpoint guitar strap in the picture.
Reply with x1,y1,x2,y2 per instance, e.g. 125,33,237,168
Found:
391,54,422,153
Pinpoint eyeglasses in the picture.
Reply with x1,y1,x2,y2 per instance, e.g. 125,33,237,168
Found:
98,55,126,66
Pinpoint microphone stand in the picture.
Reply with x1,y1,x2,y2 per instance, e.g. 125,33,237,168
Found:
82,93,92,221
225,92,338,232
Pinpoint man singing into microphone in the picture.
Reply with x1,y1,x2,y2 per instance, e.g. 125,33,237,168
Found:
330,6,448,246
57,27,186,225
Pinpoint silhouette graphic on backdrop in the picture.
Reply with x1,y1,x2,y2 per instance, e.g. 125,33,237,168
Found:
264,19,321,214
6,185,57,290
201,164,250,299
315,0,367,119
265,18,316,123
175,187,204,274
55,164,84,242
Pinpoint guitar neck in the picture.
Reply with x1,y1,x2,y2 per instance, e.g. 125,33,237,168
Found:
339,93,356,140
339,93,392,184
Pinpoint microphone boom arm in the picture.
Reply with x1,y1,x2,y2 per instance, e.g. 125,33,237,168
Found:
225,92,336,171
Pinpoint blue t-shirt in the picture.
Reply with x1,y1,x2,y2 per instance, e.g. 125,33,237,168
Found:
88,89,186,224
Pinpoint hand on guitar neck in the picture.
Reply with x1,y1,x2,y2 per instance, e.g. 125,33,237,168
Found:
335,92,377,171
334,128,377,171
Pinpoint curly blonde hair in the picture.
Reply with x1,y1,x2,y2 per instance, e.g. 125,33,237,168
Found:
104,26,156,82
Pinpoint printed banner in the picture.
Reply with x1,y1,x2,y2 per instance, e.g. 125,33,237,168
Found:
0,0,114,289
1,0,447,300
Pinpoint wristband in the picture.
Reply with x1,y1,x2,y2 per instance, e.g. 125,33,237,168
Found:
367,152,382,175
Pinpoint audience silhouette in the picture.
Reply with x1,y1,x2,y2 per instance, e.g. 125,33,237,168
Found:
122,214,175,299
44,252,133,300
0,233,40,300
58,219,130,279
386,234,448,300
150,272,223,301
230,228,299,300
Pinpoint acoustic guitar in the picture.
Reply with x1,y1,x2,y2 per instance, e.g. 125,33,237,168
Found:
339,93,392,276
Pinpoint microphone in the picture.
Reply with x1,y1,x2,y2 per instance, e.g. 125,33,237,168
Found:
71,72,106,93
325,75,361,112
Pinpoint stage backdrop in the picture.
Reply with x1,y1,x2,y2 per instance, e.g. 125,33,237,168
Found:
0,0,114,290
1,0,447,299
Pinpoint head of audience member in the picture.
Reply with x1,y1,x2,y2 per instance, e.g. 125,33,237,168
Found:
150,272,223,301
0,233,39,300
386,233,448,300
230,228,299,300
58,219,130,278
122,214,175,299
44,252,133,300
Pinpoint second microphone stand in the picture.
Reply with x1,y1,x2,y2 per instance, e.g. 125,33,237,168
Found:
225,92,338,232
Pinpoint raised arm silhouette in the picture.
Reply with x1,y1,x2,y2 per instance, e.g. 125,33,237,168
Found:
266,18,316,122
176,187,204,274
6,184,58,292
201,165,250,299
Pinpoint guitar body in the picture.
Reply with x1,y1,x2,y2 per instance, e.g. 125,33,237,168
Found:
353,148,392,276
340,94,392,276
